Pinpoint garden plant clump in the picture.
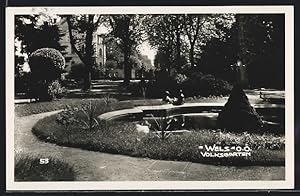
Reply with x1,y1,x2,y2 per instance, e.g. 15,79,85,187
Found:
15,154,76,181
48,80,67,100
32,99,284,166
56,100,110,131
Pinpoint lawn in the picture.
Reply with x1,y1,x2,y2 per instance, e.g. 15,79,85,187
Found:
15,154,76,181
15,98,164,117
31,98,285,166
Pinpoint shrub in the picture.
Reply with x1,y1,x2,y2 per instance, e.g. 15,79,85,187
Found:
15,154,75,181
182,73,232,97
28,48,65,101
56,105,80,126
28,80,66,101
29,48,65,81
56,103,99,131
56,99,118,131
217,85,264,132
48,80,66,100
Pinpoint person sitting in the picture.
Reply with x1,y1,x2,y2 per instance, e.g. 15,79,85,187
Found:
162,91,174,104
173,89,185,105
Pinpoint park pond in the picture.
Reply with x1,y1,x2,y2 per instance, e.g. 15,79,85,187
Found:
98,102,285,134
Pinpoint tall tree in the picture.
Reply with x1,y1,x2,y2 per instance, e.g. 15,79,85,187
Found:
235,14,285,89
66,14,103,90
183,14,235,67
145,15,184,74
108,14,144,85
183,14,203,68
15,15,65,55
197,25,237,80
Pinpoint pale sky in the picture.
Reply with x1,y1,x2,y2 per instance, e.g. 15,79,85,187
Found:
139,42,156,66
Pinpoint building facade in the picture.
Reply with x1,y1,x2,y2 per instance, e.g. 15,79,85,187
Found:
58,18,106,73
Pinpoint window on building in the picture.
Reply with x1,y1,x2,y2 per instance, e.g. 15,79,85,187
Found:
100,62,102,66
99,48,102,57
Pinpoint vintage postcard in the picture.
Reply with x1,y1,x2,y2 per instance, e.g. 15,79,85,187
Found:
6,6,294,191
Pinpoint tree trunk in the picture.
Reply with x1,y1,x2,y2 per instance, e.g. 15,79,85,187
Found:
83,70,92,91
166,47,173,77
176,31,181,71
189,45,195,67
83,23,94,90
123,48,131,85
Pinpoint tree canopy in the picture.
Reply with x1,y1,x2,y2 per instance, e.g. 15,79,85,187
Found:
15,15,65,55
108,14,145,84
145,14,235,76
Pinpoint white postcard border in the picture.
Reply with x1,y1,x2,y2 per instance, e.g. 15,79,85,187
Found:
6,5,294,191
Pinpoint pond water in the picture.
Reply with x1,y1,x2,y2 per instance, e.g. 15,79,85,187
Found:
142,111,284,134
98,102,285,134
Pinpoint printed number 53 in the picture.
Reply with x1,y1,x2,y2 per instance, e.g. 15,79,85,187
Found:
39,158,49,164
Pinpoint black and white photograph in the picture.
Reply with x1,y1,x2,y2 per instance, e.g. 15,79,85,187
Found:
5,6,294,190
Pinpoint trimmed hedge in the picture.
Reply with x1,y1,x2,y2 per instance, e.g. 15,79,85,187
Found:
28,48,66,101
29,48,65,81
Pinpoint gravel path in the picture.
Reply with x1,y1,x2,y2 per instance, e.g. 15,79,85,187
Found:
14,111,285,181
